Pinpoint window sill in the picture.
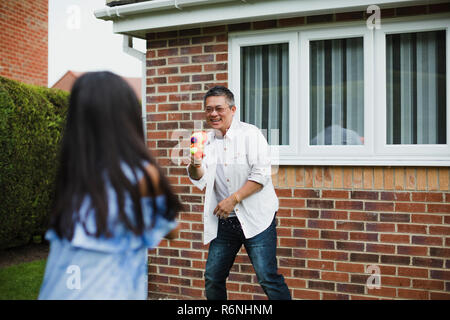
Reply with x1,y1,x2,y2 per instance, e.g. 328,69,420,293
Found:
273,156,450,167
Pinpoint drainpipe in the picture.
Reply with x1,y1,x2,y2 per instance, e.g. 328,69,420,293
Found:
122,35,147,145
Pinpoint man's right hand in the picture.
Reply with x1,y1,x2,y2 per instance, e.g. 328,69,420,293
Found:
188,153,204,180
190,153,203,168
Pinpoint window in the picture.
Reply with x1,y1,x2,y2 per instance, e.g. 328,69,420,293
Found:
375,19,449,162
230,32,299,160
386,30,446,145
230,19,450,165
240,43,289,145
309,37,364,146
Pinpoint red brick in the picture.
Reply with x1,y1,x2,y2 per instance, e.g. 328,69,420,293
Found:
308,219,335,229
278,16,305,27
278,218,306,228
397,224,427,234
336,201,363,210
275,188,293,197
279,198,306,208
350,232,378,242
412,235,443,246
192,74,214,82
192,54,214,63
428,204,450,213
335,11,364,21
366,223,395,232
192,36,215,44
366,243,395,254
204,63,227,71
322,190,349,199
365,202,394,211
396,202,426,213
337,283,365,294
307,199,334,209
279,238,306,248
321,251,348,261
380,234,410,244
321,211,348,220
293,289,320,300
158,67,179,75
396,5,428,16
429,3,450,13
411,214,443,224
380,192,411,201
351,191,378,200
397,245,428,256
336,221,364,231
293,229,319,238
204,44,228,52
336,241,364,251
321,230,348,240
350,211,378,221
412,192,443,202
398,288,429,299
157,48,179,57
429,226,450,235
147,58,167,67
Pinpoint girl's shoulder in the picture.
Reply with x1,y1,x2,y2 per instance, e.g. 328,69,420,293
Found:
119,160,161,196
138,162,163,197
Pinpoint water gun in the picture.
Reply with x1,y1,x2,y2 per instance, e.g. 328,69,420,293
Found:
190,131,207,159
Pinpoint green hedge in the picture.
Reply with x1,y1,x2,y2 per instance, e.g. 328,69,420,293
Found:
0,76,69,249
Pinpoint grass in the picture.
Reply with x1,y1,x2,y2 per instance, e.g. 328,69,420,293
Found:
0,259,47,300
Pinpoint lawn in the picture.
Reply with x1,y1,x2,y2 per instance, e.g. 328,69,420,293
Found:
0,259,47,300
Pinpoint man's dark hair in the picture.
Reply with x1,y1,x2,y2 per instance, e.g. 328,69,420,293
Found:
203,86,235,108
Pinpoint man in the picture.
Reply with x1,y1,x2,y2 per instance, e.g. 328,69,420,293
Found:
187,86,291,300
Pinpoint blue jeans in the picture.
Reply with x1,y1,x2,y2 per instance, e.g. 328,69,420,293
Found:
205,215,291,300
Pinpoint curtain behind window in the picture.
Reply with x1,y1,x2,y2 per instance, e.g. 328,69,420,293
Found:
386,30,446,144
240,43,289,145
309,37,365,146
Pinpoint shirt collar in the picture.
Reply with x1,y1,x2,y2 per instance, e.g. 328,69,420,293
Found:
214,116,239,140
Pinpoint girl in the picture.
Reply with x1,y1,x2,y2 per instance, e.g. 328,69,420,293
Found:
39,71,182,299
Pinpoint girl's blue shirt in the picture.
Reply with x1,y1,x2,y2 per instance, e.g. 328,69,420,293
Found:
38,163,177,300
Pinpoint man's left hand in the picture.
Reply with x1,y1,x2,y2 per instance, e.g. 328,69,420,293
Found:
213,196,237,219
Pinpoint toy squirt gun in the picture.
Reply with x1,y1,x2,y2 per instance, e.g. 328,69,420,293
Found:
190,132,207,159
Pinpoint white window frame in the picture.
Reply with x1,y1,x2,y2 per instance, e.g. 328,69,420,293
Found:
230,31,299,164
374,19,450,162
299,26,374,160
229,18,450,166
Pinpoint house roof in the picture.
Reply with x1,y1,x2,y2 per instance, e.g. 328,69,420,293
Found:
94,0,435,39
51,70,141,99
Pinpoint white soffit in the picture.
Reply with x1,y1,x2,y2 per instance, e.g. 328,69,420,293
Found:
94,0,446,39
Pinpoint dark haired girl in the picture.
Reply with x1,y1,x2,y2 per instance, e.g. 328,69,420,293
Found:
39,71,182,299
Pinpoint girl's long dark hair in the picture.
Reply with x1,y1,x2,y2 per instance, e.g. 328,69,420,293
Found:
50,71,182,240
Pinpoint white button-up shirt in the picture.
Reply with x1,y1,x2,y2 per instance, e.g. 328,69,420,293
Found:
187,117,279,244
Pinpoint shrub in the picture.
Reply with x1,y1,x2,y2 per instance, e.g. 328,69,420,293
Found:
0,76,69,249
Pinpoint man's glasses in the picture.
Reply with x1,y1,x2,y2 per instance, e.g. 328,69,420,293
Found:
205,106,227,114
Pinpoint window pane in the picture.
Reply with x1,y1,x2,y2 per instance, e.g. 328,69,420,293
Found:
310,37,365,146
240,43,289,145
386,30,446,144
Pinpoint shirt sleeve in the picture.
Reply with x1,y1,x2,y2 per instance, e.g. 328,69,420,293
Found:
247,128,272,187
186,162,208,191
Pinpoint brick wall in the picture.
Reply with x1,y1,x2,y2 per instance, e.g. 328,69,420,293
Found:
145,4,450,300
0,0,48,87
